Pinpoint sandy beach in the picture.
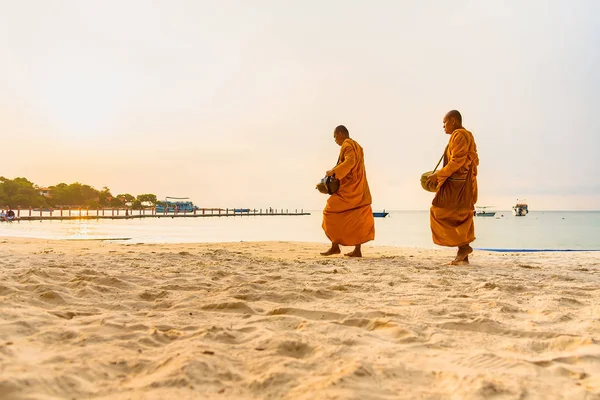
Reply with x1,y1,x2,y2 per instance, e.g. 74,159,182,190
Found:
0,238,599,399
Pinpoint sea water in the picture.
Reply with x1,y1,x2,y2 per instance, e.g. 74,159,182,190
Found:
1,211,599,250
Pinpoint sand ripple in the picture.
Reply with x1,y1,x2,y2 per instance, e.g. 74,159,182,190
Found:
0,239,599,399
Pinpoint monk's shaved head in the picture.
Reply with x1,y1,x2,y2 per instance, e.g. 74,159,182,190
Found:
335,125,349,137
445,110,462,125
443,110,463,134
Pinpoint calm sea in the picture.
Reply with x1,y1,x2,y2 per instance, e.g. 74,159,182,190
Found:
1,211,599,250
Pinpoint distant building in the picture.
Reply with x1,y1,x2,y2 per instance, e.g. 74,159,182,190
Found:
39,187,52,198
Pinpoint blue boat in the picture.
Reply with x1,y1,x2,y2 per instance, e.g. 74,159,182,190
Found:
373,210,389,218
155,197,199,213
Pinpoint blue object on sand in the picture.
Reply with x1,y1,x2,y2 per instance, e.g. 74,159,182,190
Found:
475,248,600,252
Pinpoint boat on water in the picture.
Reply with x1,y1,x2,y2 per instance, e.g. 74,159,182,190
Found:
475,206,496,217
512,199,529,216
373,210,389,218
155,197,199,213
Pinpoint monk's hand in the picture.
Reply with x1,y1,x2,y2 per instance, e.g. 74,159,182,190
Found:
325,169,334,177
426,174,438,187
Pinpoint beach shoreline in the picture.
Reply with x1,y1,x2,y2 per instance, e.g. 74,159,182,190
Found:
1,238,599,399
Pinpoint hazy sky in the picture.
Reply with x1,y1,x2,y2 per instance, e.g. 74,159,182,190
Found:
1,0,598,210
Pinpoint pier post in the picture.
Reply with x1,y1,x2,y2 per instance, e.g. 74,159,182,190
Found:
102,208,105,216
29,207,32,217
50,208,53,217
112,209,114,217
40,208,42,217
17,206,20,218
61,207,63,218
86,208,89,216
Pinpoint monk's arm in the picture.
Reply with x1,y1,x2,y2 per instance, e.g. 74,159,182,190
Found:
436,133,469,182
332,143,356,180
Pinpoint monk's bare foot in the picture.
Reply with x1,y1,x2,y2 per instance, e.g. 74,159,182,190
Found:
451,255,469,265
452,245,473,264
320,245,341,256
344,250,362,257
344,245,362,257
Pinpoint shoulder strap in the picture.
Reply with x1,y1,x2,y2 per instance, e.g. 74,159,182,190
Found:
433,145,448,172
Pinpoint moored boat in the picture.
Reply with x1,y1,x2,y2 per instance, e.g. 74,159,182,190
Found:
373,210,389,218
475,206,496,217
512,199,529,216
155,197,199,213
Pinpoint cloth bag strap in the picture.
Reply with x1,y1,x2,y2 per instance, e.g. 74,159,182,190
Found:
433,145,448,172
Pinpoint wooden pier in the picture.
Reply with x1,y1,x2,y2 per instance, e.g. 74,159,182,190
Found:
3,207,311,221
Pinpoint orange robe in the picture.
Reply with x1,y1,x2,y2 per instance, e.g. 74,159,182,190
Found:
322,138,375,246
430,128,479,247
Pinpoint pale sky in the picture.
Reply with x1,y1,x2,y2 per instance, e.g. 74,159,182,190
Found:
1,0,598,210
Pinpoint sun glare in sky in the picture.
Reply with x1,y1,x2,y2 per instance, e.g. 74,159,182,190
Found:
1,1,599,210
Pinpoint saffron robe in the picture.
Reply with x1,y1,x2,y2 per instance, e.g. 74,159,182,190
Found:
322,138,375,246
430,128,479,247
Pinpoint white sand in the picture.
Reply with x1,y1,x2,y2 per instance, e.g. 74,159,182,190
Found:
0,238,599,399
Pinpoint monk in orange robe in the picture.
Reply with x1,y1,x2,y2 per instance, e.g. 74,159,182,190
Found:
426,110,479,265
321,125,375,257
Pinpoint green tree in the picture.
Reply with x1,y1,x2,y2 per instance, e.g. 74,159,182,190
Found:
98,186,113,206
0,177,163,211
116,194,135,206
47,182,100,207
136,194,157,205
0,177,49,208
131,199,143,209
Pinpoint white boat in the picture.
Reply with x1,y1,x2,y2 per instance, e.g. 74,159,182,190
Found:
475,206,496,217
512,199,529,216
